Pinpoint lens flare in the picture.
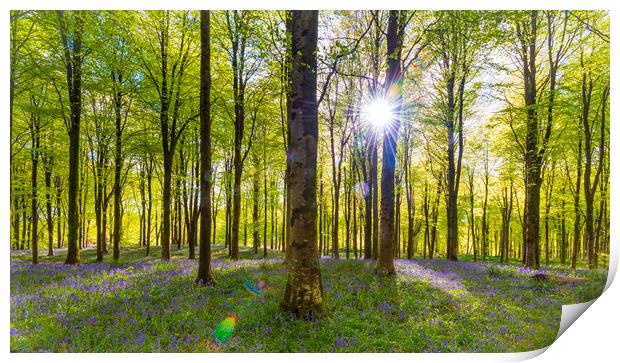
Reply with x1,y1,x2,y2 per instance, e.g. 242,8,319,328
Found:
214,315,236,343
362,97,396,131
243,279,264,297
354,182,370,198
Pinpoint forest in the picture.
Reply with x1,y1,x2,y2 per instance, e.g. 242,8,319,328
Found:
10,10,610,353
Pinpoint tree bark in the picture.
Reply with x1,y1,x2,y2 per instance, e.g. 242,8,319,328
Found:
55,177,63,248
571,139,582,270
44,159,54,256
252,166,260,254
196,10,214,285
281,10,324,319
376,10,405,275
58,10,84,265
146,158,153,256
29,108,40,264
517,11,545,270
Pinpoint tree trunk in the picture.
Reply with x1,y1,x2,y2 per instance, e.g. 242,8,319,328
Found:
12,186,20,250
423,182,429,259
429,180,441,260
482,152,489,262
44,162,54,256
363,161,372,259
571,139,583,270
281,10,324,319
377,10,405,275
371,143,378,260
60,10,84,265
55,178,63,248
344,166,351,259
252,167,260,254
102,184,109,254
353,180,358,259
30,110,40,264
519,11,543,270
146,159,153,256
263,168,268,257
161,154,173,261
196,10,214,284
95,162,104,262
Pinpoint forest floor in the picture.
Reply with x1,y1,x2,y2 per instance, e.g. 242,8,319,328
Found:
10,245,606,353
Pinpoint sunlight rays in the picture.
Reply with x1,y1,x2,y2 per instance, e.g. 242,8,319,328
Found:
362,97,396,131
357,85,405,138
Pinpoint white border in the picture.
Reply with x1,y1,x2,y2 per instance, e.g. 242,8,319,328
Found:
2,1,617,362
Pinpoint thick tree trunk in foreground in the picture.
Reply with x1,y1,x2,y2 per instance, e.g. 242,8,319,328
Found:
196,10,214,285
281,10,324,320
58,10,83,265
517,11,547,270
376,10,404,276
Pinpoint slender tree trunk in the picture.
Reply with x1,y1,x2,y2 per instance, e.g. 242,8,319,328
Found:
423,182,429,259
25,212,30,251
22,196,28,250
371,143,378,260
253,167,260,254
112,85,124,261
44,163,54,256
560,188,567,265
404,127,415,260
263,168,268,257
482,154,489,262
363,162,372,259
571,139,583,270
30,111,40,264
500,183,513,263
320,210,324,256
146,160,153,256
102,185,109,254
344,167,351,259
271,179,276,251
353,182,358,259
95,164,104,262
429,180,440,260
12,186,20,250
544,165,554,266
161,154,173,261
55,191,62,246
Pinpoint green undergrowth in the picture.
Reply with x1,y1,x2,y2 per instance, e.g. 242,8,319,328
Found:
10,246,607,352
